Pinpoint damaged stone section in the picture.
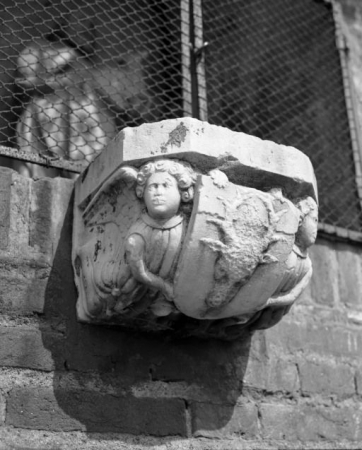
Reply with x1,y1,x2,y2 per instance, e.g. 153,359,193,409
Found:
160,122,188,153
73,118,318,339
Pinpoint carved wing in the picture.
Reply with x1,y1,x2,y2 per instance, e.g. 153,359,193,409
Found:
75,166,143,320
82,166,140,227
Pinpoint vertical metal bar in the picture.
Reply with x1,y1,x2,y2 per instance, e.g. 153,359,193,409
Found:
192,0,208,121
332,1,362,219
188,0,199,118
180,0,192,117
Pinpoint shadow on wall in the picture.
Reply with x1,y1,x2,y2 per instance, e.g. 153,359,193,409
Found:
32,196,255,440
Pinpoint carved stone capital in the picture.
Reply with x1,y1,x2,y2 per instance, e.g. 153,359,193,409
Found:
72,118,318,339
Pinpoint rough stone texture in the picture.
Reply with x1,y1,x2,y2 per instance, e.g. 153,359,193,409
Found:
356,367,362,395
0,326,64,372
260,403,362,441
265,319,362,358
0,428,361,450
191,401,259,438
77,117,317,209
0,257,50,314
243,357,299,393
336,242,362,309
6,387,187,436
0,391,5,425
298,359,356,398
0,168,11,250
309,243,339,307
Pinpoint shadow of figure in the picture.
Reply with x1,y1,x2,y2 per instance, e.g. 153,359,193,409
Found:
38,193,255,440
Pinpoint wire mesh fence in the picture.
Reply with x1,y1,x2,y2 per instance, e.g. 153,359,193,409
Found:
201,0,362,234
0,0,361,236
0,0,184,175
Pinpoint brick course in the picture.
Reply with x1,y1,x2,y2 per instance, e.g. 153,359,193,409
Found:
0,326,64,372
191,401,258,438
6,387,187,436
260,403,362,441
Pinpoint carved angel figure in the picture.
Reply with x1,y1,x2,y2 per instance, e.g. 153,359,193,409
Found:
75,159,197,320
249,196,318,330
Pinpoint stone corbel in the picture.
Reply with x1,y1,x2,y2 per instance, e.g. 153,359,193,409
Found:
72,118,318,340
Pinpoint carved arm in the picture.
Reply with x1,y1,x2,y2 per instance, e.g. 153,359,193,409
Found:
124,233,174,301
265,265,313,308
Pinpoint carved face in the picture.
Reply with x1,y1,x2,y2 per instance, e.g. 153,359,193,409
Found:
144,172,181,221
298,208,318,248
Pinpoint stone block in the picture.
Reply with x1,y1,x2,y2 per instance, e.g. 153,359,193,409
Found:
244,357,298,392
266,320,362,359
261,403,362,441
298,359,355,398
260,403,297,440
309,240,339,307
78,118,317,208
7,171,31,254
0,391,5,425
29,177,73,258
0,326,64,372
0,168,12,250
29,179,53,254
336,242,362,309
266,359,299,393
295,405,362,442
356,366,362,395
0,257,50,314
242,358,267,390
191,401,258,438
6,387,187,436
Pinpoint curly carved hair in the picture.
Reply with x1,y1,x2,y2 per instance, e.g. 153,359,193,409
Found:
135,159,197,203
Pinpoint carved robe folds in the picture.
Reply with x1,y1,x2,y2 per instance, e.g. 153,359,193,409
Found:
73,118,318,339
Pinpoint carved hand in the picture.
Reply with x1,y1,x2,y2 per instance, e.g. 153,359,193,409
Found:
125,234,174,301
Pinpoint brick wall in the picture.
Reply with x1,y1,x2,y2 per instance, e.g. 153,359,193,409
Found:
0,167,361,449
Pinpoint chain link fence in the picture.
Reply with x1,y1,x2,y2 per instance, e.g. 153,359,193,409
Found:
0,0,184,175
0,0,361,236
201,0,362,235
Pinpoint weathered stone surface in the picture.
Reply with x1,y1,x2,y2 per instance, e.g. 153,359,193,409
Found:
0,326,64,372
0,427,361,450
6,387,187,436
0,257,50,314
261,403,362,441
0,167,11,250
260,403,297,440
0,391,5,425
30,177,74,258
266,320,362,359
191,401,258,438
298,359,355,398
78,118,317,207
355,366,362,396
336,242,362,309
309,241,339,307
243,357,298,393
